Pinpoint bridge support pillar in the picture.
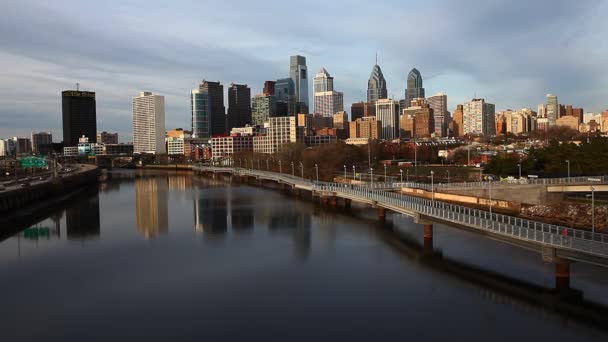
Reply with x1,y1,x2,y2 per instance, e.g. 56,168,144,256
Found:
423,224,433,253
329,196,337,208
321,197,329,206
344,198,351,209
378,207,386,222
555,261,570,293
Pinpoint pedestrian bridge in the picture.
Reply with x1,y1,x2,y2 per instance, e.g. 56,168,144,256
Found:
193,165,608,270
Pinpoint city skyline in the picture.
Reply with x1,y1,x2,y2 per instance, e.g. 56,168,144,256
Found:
1,1,607,140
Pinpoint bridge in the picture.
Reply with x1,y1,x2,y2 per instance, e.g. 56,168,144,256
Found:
193,164,608,293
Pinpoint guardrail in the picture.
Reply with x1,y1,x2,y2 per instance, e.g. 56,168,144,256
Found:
194,165,608,258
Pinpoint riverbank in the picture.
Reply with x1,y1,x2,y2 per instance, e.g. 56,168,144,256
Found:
136,164,193,171
0,164,100,217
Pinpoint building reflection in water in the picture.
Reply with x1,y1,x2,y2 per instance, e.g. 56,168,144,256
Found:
135,176,169,239
229,193,254,234
66,188,101,240
266,205,311,261
193,193,228,238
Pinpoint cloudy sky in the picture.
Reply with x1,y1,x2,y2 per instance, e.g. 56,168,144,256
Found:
1,0,606,141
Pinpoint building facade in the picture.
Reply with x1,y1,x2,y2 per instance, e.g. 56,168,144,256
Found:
31,132,52,154
367,64,387,104
426,92,447,136
405,68,425,109
253,116,298,154
289,55,309,107
314,91,344,118
252,94,276,126
166,128,191,156
463,98,496,136
375,99,400,140
132,91,166,154
348,117,381,140
546,94,558,127
227,83,251,132
191,85,211,139
274,77,296,116
96,131,118,145
211,135,253,159
400,105,435,138
62,90,97,146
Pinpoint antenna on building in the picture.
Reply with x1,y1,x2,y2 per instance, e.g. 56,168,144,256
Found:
375,52,378,65
76,82,80,91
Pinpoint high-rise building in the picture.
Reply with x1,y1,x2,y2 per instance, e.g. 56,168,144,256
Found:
290,55,309,107
62,90,97,146
348,117,381,139
375,99,400,140
132,91,166,154
191,85,211,139
351,102,375,121
96,131,118,145
400,104,435,139
537,104,547,118
405,68,425,108
11,137,32,155
166,128,191,156
227,83,251,132
263,81,276,96
252,94,276,126
313,68,334,93
367,64,387,104
199,81,226,136
333,111,348,130
253,116,298,154
426,92,447,136
451,104,464,137
313,68,343,117
556,116,579,131
275,78,296,116
31,132,52,154
546,94,558,127
463,98,495,136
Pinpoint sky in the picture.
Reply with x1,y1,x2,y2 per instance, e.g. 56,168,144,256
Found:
1,0,607,142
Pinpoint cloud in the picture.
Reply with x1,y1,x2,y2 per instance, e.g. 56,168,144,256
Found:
0,0,606,140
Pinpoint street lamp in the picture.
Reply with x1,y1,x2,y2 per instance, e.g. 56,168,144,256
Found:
446,170,450,184
430,170,434,201
591,185,596,234
400,169,403,183
517,163,522,179
344,165,347,179
566,160,570,181
352,165,356,180
489,178,493,216
290,162,294,176
279,160,282,174
266,159,269,171
299,161,304,178
370,168,374,186
315,164,319,182
384,164,387,181
406,169,409,182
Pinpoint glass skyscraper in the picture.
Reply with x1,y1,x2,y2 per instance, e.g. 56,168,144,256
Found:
191,86,211,139
289,55,309,107
405,68,425,107
367,64,387,104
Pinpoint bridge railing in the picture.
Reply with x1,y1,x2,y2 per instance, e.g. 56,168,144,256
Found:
315,183,608,258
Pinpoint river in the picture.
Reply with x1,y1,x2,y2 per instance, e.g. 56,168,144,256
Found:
1,170,607,340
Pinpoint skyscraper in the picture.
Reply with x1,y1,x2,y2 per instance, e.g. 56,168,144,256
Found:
405,68,425,107
275,77,296,116
62,89,97,146
252,94,276,125
546,94,559,127
227,83,251,131
194,81,226,136
451,104,464,137
463,98,495,136
31,132,52,154
191,85,211,139
132,91,166,154
367,64,387,104
426,92,447,137
263,81,276,96
290,55,309,107
375,99,400,140
313,68,343,117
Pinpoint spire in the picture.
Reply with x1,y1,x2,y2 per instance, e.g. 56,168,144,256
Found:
375,52,378,65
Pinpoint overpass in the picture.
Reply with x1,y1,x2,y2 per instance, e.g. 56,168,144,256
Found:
194,164,607,269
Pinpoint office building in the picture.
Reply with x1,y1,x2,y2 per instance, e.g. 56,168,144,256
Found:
132,91,166,154
227,83,251,132
556,116,579,131
105,144,134,156
546,94,558,127
263,81,276,96
367,64,387,104
333,111,348,130
252,94,276,126
275,77,296,116
462,98,496,136
313,68,334,93
348,117,381,140
405,68,425,108
211,135,253,159
400,104,435,139
290,55,309,107
31,132,52,154
351,102,375,121
426,92,447,136
253,116,298,154
450,104,464,137
375,99,400,140
191,84,211,139
96,131,118,145
195,81,226,136
166,128,191,156
62,89,97,146
313,68,343,117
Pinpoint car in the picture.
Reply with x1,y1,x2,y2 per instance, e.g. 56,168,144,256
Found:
19,183,31,188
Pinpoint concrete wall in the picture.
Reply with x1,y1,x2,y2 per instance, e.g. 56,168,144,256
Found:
438,184,563,206
401,187,521,213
